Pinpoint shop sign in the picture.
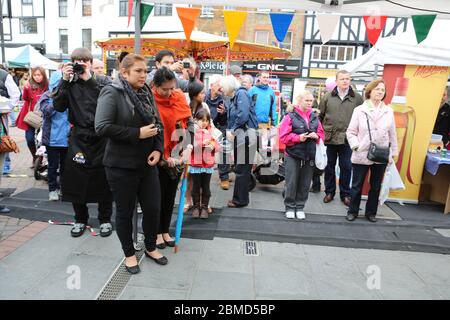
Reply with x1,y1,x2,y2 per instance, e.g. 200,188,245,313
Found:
242,60,301,77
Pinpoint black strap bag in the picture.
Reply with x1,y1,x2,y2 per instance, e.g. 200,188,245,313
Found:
365,113,390,164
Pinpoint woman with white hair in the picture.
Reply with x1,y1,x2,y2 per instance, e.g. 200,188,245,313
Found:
221,75,258,208
279,90,325,220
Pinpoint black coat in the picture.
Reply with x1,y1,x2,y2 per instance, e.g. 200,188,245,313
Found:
433,102,450,145
95,80,164,169
53,74,113,203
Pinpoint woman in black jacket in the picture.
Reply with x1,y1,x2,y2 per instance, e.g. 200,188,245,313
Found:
95,54,167,274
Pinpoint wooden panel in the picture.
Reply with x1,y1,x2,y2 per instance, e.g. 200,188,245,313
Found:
422,165,450,214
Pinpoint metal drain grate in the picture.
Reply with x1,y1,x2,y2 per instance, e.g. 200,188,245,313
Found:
244,240,259,256
96,234,145,300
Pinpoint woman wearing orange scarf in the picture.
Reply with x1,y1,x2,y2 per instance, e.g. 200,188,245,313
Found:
152,67,194,250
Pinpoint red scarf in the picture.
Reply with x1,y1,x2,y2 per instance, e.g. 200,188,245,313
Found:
152,88,192,159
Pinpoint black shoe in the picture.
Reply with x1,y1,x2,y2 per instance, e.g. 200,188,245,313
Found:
164,239,175,247
0,206,10,213
99,222,113,237
70,223,86,237
366,215,377,223
309,187,320,193
125,264,141,274
346,213,357,221
144,251,168,265
156,242,166,249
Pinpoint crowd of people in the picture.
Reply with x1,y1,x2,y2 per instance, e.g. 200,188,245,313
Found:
1,46,448,275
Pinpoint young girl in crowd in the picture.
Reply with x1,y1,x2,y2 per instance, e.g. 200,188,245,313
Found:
17,67,48,167
189,108,219,219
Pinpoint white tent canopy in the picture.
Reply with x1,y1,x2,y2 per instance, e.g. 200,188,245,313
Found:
340,19,450,80
159,0,450,18
5,45,59,70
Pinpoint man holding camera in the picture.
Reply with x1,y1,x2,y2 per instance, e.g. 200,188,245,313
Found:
53,48,113,238
146,50,196,92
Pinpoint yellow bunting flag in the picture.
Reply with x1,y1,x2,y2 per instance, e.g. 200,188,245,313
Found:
223,10,248,49
176,7,201,41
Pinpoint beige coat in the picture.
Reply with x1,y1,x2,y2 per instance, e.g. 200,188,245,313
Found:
346,101,398,165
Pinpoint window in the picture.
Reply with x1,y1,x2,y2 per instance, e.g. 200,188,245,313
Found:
22,0,32,4
279,31,293,51
154,3,172,16
59,0,68,17
256,8,271,13
20,18,37,34
201,6,214,18
312,45,355,62
59,29,68,54
82,0,92,16
221,32,228,38
255,31,269,45
119,0,135,17
224,6,235,10
82,29,92,51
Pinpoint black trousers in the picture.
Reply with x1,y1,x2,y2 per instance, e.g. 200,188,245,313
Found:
158,167,181,234
232,132,257,206
46,146,68,192
106,166,161,257
73,202,112,225
191,173,212,207
348,163,387,217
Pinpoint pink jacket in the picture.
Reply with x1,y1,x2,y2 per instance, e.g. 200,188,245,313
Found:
346,101,398,165
279,106,325,148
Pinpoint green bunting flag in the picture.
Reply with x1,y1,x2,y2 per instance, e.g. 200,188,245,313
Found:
412,15,437,44
140,3,154,30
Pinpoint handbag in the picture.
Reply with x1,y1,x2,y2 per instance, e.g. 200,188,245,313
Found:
315,139,327,170
23,109,43,129
365,113,389,163
0,117,19,153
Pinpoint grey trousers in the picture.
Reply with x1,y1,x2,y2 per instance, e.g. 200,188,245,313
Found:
284,156,314,211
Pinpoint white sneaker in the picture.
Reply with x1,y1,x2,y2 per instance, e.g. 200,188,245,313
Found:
285,210,295,219
296,211,306,220
49,191,59,201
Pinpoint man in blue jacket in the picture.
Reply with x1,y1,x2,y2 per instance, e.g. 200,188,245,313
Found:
248,71,277,129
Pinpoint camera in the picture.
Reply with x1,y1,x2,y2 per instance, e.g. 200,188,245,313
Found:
183,61,190,69
72,62,85,75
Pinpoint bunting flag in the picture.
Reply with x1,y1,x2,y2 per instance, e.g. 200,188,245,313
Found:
140,2,154,30
176,7,201,41
363,16,387,45
269,13,294,43
412,15,437,44
223,10,248,49
316,15,340,44
127,0,134,27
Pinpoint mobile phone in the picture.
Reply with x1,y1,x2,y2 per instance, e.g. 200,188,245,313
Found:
183,61,190,69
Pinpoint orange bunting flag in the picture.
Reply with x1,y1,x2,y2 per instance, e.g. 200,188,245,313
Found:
176,7,201,41
223,10,248,49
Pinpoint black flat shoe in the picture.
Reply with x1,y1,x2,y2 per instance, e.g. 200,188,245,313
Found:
145,251,168,265
164,239,175,247
346,213,357,221
366,215,377,223
156,242,166,250
125,264,141,274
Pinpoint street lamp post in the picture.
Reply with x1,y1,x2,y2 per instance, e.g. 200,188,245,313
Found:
0,0,6,64
134,0,141,55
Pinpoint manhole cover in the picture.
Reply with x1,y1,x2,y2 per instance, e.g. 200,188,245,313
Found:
244,240,259,256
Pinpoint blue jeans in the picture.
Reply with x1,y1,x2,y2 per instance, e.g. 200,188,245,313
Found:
324,144,352,199
47,146,68,192
25,127,36,149
2,153,11,174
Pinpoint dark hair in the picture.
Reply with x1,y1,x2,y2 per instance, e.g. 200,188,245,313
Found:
364,79,386,100
71,47,93,63
120,53,146,71
155,50,174,63
29,66,49,91
153,67,176,87
118,51,130,64
189,81,205,115
193,107,211,123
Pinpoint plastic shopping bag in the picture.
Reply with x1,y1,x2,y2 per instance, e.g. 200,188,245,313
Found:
315,139,327,170
379,163,405,205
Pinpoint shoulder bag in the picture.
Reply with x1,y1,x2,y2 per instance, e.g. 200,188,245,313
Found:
0,116,20,153
23,100,43,129
365,113,389,163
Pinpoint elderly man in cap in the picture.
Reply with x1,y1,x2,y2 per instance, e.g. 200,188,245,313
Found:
230,65,242,80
